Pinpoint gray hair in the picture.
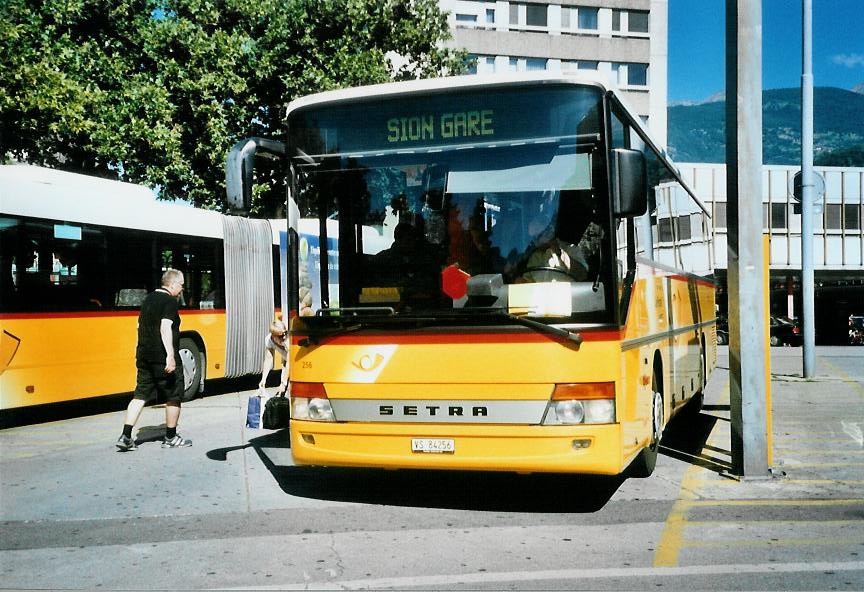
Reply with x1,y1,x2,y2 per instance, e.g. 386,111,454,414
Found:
161,268,184,287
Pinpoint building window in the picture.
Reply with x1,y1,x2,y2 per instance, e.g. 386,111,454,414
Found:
715,202,727,228
628,63,648,86
466,54,478,75
845,204,861,230
526,58,547,71
486,8,495,24
508,57,519,72
456,14,477,23
525,4,547,27
578,60,598,70
825,204,842,230
509,3,519,25
578,7,599,30
771,203,787,229
658,218,674,243
612,9,621,31
677,216,692,241
485,56,496,72
629,11,649,33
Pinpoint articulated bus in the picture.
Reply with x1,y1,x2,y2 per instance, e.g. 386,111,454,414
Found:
271,72,716,476
0,165,285,419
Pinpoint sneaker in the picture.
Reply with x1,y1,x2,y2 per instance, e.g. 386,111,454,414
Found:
161,435,192,448
116,435,138,452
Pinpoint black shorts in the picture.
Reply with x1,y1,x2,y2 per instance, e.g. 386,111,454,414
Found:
133,360,184,403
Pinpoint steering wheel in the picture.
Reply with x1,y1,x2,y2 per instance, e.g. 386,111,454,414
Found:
522,266,578,281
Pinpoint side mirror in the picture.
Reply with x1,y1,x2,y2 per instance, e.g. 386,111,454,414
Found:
225,137,286,212
611,148,648,218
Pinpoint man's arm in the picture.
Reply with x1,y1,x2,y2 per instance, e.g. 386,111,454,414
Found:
161,319,176,373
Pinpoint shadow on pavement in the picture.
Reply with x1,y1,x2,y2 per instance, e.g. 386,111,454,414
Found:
1,375,259,430
659,410,732,474
209,428,628,513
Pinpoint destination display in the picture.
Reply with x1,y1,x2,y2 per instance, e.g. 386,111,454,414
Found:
288,84,602,156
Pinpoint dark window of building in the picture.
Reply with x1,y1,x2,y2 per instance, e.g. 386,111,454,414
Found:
612,9,621,31
509,3,519,25
771,203,787,229
578,7,598,29
456,14,477,23
486,8,495,23
825,203,842,229
578,60,598,70
629,10,649,32
844,204,861,230
526,58,547,71
677,216,692,241
659,218,674,243
526,4,547,27
628,63,648,86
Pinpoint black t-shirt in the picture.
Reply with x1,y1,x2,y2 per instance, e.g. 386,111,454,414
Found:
136,289,181,364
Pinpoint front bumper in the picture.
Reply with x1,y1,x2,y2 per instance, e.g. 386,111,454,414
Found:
290,421,625,475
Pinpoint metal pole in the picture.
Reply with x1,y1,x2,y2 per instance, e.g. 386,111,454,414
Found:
801,0,816,377
726,0,770,478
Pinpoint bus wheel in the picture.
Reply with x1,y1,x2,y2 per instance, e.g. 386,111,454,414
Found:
179,338,202,402
629,385,663,478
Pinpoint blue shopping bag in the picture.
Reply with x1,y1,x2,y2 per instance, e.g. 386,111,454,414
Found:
246,395,263,428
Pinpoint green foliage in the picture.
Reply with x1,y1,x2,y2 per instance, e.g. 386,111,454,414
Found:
0,0,466,212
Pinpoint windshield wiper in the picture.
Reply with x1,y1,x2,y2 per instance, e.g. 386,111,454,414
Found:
501,313,584,347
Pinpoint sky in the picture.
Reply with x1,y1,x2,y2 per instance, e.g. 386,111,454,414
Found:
668,0,864,103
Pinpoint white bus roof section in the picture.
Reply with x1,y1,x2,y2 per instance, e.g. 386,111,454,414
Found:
285,71,651,142
0,165,224,239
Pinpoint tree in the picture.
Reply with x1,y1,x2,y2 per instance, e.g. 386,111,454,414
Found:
0,0,466,212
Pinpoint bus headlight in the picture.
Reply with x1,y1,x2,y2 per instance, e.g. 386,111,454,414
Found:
542,383,616,425
290,382,336,422
292,398,335,421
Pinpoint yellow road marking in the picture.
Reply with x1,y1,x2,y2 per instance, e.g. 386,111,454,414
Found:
687,478,864,486
686,519,864,526
686,498,864,507
821,359,864,401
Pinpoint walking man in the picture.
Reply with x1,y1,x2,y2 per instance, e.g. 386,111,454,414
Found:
116,268,192,451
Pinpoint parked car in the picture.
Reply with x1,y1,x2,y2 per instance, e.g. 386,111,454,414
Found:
716,314,729,345
770,315,802,346
850,315,864,345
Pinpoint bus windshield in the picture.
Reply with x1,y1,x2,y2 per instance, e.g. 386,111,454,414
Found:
288,84,614,325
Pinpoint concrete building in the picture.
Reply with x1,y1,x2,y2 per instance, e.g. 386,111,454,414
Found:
677,163,864,343
440,0,668,145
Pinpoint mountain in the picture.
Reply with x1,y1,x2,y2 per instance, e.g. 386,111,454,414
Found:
667,87,864,165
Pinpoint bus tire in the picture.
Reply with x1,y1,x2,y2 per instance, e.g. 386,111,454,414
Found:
629,375,664,478
178,338,203,402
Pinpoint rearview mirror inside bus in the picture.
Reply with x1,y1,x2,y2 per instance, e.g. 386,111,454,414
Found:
611,148,648,218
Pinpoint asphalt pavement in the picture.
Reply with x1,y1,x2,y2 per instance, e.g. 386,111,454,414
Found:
0,346,862,590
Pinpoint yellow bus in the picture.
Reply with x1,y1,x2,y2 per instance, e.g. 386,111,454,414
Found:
279,72,715,477
0,165,285,420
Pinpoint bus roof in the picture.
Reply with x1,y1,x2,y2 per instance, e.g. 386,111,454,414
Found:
1,165,225,238
285,71,654,139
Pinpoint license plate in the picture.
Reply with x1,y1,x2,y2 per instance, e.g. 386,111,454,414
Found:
411,438,455,454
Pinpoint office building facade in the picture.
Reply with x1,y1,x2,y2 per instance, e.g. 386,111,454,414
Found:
440,0,668,145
